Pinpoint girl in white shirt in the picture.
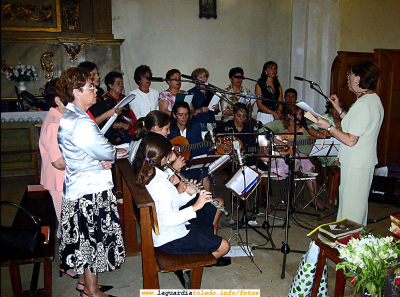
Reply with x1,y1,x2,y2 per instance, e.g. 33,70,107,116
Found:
132,133,230,259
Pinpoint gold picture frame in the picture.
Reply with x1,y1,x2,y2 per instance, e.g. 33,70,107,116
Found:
1,0,61,32
199,0,217,19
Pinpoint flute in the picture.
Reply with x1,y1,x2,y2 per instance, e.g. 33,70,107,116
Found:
165,163,228,216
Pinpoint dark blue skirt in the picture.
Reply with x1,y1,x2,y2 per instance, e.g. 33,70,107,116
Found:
157,196,222,255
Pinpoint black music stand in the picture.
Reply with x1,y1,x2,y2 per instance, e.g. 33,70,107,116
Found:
224,165,263,272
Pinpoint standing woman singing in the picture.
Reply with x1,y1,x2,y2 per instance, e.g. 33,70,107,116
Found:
255,61,284,125
57,67,125,297
317,60,384,226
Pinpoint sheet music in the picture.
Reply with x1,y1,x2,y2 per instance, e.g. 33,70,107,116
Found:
239,92,258,105
100,94,136,134
208,92,222,111
296,102,327,120
176,93,194,107
226,166,260,195
310,138,341,157
209,155,231,175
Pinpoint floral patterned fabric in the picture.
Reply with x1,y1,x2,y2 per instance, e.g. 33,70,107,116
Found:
158,90,188,111
59,189,125,275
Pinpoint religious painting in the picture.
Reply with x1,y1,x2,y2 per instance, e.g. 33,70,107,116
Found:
199,0,217,19
1,0,61,32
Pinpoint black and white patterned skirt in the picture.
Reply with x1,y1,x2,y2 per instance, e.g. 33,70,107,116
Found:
59,188,125,275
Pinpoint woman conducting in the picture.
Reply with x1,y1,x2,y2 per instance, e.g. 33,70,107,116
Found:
57,67,125,297
317,60,384,226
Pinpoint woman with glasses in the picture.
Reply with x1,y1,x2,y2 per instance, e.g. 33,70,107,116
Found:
57,67,125,297
158,69,188,116
97,71,136,144
255,61,284,125
78,61,121,129
317,60,384,225
128,65,159,119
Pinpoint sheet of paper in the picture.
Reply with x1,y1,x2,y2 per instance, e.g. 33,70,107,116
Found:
226,166,259,195
184,94,194,106
296,102,326,120
238,92,258,105
208,92,222,111
224,246,253,257
101,94,136,134
309,138,341,157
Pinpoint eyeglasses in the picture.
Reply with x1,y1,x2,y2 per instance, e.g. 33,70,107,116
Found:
79,85,96,91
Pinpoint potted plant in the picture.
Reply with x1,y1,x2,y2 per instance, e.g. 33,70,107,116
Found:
5,62,38,91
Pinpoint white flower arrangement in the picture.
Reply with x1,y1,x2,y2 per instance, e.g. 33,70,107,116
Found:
5,62,38,83
336,234,400,296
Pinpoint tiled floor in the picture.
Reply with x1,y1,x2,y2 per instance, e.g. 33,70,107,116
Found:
1,174,398,297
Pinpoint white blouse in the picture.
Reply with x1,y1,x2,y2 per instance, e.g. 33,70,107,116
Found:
145,168,196,247
128,88,159,119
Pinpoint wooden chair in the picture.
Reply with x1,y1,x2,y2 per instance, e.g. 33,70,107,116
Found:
115,159,216,289
1,185,56,297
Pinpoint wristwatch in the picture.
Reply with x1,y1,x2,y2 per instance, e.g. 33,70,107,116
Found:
338,109,344,116
327,125,333,133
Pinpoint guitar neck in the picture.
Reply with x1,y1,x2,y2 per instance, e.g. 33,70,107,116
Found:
179,141,213,153
246,146,267,153
287,138,317,146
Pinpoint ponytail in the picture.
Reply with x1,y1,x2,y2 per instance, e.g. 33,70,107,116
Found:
132,133,172,186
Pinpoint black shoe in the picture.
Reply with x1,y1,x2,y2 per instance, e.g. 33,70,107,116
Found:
206,257,231,267
174,270,190,289
81,291,117,297
76,283,113,293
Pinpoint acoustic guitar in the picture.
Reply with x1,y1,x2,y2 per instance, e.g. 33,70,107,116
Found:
170,136,235,161
244,133,332,156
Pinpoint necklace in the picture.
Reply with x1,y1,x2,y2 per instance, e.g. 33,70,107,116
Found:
168,89,178,95
357,90,371,99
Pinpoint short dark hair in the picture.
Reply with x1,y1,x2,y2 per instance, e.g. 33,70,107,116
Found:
77,61,98,72
229,67,244,79
104,71,123,91
44,78,59,108
284,88,297,98
233,102,247,114
134,65,152,86
348,60,380,90
166,68,180,80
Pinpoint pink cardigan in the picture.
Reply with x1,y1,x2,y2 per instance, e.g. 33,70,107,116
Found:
39,107,65,192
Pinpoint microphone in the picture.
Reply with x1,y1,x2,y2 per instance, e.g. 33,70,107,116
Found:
233,140,245,167
206,123,216,146
181,74,194,80
233,75,246,79
146,77,164,82
294,76,314,84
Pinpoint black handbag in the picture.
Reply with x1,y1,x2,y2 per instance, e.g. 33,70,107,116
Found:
0,201,45,260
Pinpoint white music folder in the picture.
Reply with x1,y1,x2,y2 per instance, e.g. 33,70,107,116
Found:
310,138,341,157
100,94,136,134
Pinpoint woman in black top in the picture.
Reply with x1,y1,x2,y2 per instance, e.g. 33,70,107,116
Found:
255,61,284,125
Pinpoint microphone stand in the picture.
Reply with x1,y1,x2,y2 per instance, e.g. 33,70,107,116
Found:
297,78,330,103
